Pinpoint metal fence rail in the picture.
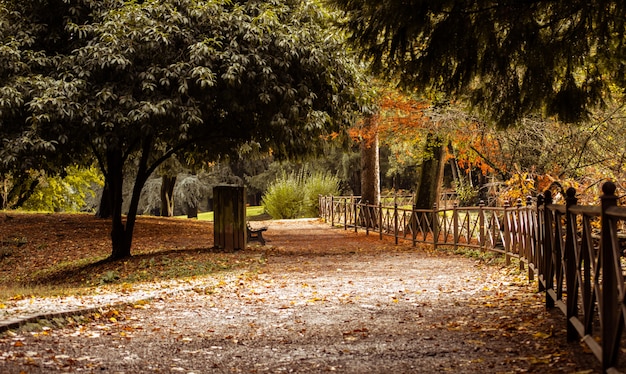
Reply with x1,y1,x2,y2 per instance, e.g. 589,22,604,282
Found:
319,182,626,372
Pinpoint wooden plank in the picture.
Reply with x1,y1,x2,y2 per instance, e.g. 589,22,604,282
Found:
582,335,603,362
569,316,585,337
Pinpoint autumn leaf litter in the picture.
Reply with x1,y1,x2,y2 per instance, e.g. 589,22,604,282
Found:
0,217,605,373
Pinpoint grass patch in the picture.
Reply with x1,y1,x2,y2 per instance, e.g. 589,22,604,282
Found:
441,245,527,278
441,245,506,265
177,206,267,221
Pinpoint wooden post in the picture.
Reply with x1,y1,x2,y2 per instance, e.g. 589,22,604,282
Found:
394,202,399,245
543,190,554,309
503,200,511,265
453,202,459,252
412,205,418,247
479,200,485,251
379,201,383,240
365,200,369,236
516,198,524,271
213,185,246,252
344,197,348,230
354,196,358,233
600,181,620,370
432,203,439,250
564,187,578,342
536,193,545,292
526,196,535,282
330,196,335,227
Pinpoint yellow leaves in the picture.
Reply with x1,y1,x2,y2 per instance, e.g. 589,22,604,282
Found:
306,296,325,303
132,299,150,309
9,294,27,301
532,331,552,339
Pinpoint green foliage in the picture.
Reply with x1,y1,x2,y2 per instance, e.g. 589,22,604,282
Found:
262,172,305,219
332,0,626,126
262,170,339,219
99,271,120,285
21,165,104,212
302,172,340,217
0,0,362,257
453,180,479,207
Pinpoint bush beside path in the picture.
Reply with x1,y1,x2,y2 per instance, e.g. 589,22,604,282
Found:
0,215,605,372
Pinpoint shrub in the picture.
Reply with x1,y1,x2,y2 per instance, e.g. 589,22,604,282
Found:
302,172,340,217
262,171,340,219
262,171,305,219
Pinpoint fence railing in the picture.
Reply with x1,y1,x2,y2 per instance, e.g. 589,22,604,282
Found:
319,182,626,372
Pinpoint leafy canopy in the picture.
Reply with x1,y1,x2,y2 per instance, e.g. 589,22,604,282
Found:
0,0,362,258
330,0,626,126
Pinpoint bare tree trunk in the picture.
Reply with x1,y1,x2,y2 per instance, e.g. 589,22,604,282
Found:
160,175,176,217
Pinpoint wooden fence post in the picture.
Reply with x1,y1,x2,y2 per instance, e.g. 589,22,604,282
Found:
600,181,620,370
433,203,439,250
564,187,578,342
344,197,348,230
479,200,485,250
536,193,545,292
543,190,555,309
394,201,399,245
526,196,534,282
379,201,383,240
365,200,369,236
354,196,358,233
330,196,335,227
503,200,511,266
453,202,459,252
516,198,524,271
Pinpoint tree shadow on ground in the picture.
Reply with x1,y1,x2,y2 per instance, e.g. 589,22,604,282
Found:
27,246,263,289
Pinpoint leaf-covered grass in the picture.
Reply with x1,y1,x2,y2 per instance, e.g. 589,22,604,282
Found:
0,212,266,300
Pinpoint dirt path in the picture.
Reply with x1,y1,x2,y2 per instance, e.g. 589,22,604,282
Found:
0,219,603,373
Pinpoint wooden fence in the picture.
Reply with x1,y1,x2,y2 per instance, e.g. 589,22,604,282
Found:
319,182,626,372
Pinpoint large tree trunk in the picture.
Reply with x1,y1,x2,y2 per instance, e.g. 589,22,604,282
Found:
95,181,111,219
108,137,153,260
360,116,380,228
160,175,176,217
414,132,445,209
107,149,131,260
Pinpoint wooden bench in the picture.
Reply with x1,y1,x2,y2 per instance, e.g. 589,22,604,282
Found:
246,222,268,245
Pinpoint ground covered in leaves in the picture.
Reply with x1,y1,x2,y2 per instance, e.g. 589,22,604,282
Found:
0,213,611,373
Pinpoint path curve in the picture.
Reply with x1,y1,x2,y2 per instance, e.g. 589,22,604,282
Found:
0,219,602,373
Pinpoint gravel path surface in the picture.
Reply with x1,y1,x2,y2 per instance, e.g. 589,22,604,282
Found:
0,219,604,373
